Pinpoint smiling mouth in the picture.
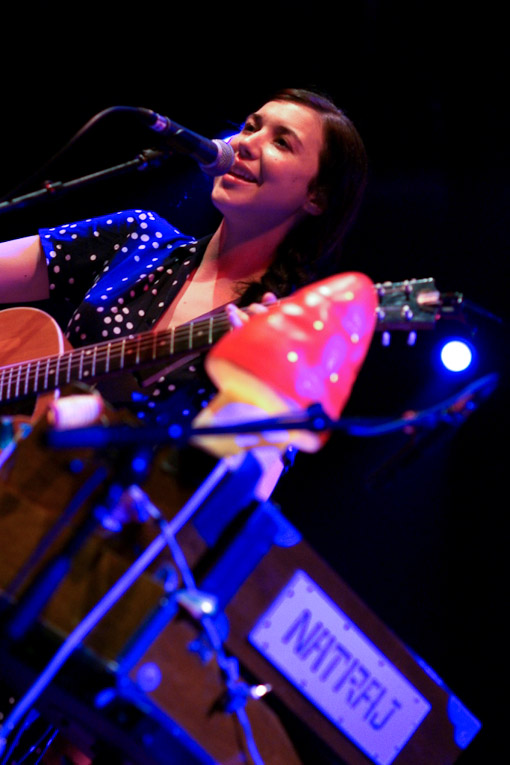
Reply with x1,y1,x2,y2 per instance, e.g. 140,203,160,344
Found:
228,165,259,184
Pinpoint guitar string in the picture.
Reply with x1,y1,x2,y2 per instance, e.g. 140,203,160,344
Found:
0,314,234,399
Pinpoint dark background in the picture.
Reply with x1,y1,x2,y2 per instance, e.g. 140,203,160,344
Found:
1,3,508,762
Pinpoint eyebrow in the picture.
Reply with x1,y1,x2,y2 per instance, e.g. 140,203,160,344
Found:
245,112,304,148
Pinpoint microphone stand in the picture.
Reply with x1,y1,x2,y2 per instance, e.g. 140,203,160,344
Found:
4,441,154,641
0,148,170,215
0,456,235,754
45,371,501,452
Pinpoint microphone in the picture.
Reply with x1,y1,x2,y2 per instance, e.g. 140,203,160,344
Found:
137,107,235,176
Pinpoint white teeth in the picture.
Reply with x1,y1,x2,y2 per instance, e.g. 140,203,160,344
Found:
231,166,257,183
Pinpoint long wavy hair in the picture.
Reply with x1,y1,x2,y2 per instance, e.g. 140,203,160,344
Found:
240,88,368,303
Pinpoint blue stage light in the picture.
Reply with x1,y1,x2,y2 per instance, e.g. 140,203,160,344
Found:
440,340,474,372
220,131,238,144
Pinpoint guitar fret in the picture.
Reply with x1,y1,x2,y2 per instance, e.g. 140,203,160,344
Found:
6,367,14,400
170,328,175,355
43,358,51,391
66,352,72,385
120,339,126,369
24,361,31,396
92,346,97,378
188,321,194,349
208,317,213,345
77,349,84,380
33,360,41,394
54,355,61,387
14,364,22,400
3,368,11,400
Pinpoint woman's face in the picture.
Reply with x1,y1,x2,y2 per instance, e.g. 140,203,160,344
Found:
212,100,324,234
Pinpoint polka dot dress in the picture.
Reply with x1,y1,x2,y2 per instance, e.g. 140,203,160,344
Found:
39,209,218,428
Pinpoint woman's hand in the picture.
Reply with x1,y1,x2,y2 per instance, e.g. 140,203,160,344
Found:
226,292,278,328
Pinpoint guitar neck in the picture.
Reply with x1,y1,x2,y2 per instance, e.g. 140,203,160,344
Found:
0,313,231,405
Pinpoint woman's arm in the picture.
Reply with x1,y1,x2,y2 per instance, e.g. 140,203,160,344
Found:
0,235,49,303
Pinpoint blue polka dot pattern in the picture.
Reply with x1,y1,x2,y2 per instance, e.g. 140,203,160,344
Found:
39,209,217,426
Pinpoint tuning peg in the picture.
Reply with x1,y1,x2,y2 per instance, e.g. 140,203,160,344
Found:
401,305,414,321
382,331,391,346
375,306,386,322
407,331,417,346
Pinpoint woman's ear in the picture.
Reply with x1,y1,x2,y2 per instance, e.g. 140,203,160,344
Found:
304,187,327,216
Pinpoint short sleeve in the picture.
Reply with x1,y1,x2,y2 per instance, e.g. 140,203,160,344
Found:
39,209,193,306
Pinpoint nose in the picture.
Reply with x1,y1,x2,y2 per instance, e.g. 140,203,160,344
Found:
235,130,261,159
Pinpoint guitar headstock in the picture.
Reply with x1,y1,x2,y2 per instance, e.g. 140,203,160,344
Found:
374,278,463,331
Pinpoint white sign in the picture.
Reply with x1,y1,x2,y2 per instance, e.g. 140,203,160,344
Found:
249,570,431,765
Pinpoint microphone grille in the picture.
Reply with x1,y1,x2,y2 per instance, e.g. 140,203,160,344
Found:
199,139,235,176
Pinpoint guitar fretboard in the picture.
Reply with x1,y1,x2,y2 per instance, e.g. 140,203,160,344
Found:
0,313,232,404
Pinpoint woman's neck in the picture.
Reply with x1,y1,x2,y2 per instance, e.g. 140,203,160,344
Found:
196,218,291,283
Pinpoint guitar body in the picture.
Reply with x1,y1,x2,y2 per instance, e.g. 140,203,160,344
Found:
0,307,69,422
0,306,69,364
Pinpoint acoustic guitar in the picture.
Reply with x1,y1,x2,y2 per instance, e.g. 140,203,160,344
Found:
0,277,451,417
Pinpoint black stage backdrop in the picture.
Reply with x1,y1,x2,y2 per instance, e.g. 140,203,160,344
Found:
1,3,508,762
